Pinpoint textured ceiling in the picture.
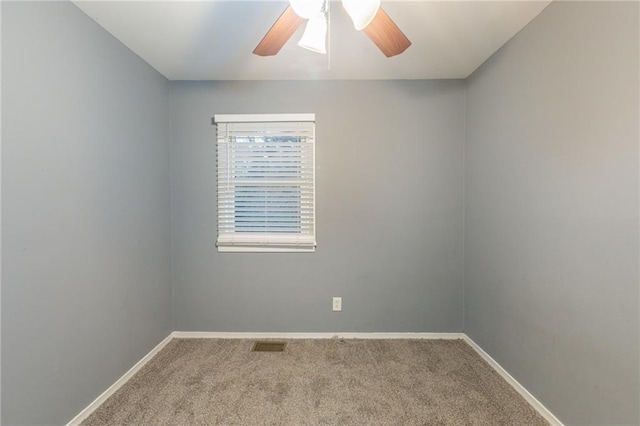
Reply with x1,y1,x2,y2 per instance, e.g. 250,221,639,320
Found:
73,0,552,80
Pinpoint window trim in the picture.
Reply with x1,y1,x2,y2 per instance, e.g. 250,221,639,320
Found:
214,113,315,123
214,113,316,253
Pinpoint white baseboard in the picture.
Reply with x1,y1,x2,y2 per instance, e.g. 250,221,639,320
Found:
67,332,562,426
66,333,173,426
172,331,465,340
463,335,564,426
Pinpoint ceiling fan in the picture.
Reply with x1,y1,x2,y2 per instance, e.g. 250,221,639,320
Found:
253,0,411,58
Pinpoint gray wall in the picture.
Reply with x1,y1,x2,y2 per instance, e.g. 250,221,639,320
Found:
464,2,639,425
1,2,172,424
170,80,465,332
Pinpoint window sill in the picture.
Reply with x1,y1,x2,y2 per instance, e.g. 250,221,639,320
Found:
217,246,316,253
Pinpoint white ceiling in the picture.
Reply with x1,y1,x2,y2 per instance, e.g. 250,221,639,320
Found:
73,0,551,80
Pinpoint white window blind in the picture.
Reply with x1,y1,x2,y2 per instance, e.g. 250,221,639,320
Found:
214,114,316,252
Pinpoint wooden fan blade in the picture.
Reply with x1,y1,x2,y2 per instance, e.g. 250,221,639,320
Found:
253,6,304,56
363,8,411,58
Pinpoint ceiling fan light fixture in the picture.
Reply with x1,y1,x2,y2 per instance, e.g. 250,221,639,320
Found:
297,15,327,54
341,0,380,30
289,0,326,19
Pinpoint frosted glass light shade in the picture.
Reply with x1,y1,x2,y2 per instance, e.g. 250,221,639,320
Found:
298,15,327,54
289,0,326,19
341,0,380,30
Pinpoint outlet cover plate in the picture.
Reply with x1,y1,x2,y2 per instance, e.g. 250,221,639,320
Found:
333,297,342,312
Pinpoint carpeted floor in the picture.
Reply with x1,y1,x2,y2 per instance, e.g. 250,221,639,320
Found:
83,338,548,425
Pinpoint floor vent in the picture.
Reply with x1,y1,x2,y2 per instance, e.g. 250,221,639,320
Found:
252,341,286,352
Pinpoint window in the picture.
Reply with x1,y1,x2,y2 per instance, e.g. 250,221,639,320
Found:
214,114,316,252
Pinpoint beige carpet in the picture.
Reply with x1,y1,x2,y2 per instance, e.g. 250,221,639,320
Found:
83,338,548,425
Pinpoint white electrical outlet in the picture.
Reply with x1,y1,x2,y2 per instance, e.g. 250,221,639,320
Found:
332,297,342,312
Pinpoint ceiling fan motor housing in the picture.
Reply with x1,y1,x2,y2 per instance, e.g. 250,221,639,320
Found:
289,0,326,19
